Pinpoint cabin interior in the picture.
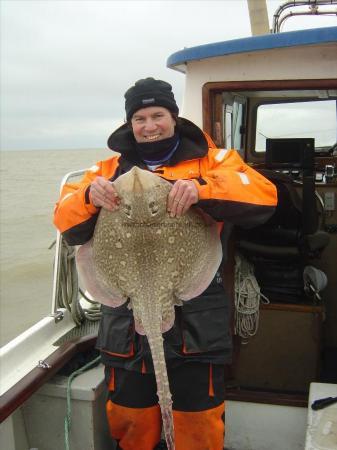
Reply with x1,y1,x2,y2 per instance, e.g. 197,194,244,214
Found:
203,80,337,404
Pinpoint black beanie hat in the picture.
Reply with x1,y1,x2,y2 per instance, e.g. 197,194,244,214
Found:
124,77,179,121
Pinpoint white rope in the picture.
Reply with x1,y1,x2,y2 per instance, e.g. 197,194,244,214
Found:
234,252,269,342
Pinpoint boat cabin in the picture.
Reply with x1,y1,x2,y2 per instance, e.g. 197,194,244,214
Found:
167,25,337,448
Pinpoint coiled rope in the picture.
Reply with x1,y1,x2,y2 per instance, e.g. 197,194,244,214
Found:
54,238,101,326
234,252,269,342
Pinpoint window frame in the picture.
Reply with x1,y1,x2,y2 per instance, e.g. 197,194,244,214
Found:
202,79,337,163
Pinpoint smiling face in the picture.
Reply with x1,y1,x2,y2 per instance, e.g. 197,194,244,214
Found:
131,106,176,143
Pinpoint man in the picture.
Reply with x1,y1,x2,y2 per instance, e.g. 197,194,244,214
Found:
54,78,277,450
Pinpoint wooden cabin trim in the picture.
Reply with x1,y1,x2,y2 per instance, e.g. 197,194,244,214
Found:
260,303,324,314
0,335,97,423
225,387,308,407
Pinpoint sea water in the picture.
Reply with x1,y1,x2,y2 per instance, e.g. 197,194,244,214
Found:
0,148,110,346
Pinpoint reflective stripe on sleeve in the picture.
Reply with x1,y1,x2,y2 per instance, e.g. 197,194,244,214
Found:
215,149,228,162
236,172,250,185
60,192,74,204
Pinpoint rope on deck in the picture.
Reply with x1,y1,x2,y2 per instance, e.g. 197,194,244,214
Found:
234,252,269,342
56,239,101,326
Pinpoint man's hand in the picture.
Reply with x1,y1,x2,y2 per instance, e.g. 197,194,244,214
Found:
167,179,199,218
89,176,120,211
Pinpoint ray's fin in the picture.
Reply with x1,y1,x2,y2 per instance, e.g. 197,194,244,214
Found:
76,241,127,308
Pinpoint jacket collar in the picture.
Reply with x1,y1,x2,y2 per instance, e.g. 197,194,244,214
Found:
107,117,209,166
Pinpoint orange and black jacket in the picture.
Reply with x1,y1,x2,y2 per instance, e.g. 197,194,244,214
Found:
54,118,277,371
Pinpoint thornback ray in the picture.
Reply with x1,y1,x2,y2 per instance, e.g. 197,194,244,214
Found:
76,166,222,449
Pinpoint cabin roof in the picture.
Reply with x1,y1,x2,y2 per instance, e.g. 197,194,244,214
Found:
167,26,337,73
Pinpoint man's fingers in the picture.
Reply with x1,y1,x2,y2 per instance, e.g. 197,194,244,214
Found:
96,178,118,197
167,183,180,212
168,180,199,217
173,189,190,217
168,188,183,216
104,180,119,196
90,177,120,209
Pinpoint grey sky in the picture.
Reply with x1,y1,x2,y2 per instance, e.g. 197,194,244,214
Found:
1,0,336,151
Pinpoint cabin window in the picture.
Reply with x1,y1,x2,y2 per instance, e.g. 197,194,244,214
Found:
203,81,337,163
211,93,246,151
255,99,337,153
232,101,245,150
223,96,246,151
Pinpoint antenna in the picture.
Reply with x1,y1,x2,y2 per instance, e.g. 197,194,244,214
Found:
247,0,270,35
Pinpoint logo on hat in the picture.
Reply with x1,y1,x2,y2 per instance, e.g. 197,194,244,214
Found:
142,98,155,105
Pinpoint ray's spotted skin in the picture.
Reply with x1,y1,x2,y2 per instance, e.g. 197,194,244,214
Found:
76,167,222,450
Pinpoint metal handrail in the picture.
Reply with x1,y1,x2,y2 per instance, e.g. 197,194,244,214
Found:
51,169,87,317
272,0,337,33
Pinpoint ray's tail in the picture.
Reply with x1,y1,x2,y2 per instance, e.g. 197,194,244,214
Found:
144,320,175,450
